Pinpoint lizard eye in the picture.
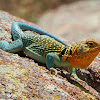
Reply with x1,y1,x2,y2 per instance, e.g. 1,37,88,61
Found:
88,42,93,47
86,42,93,47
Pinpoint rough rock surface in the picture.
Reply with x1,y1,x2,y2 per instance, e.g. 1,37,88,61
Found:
0,10,100,99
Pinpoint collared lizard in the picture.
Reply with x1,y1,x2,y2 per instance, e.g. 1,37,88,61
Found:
0,22,100,80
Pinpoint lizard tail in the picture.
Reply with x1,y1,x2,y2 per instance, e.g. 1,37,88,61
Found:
11,22,68,46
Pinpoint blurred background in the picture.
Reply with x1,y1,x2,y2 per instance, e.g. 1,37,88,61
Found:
0,0,100,42
0,0,81,23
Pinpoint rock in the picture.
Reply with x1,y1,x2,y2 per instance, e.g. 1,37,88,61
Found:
0,10,100,99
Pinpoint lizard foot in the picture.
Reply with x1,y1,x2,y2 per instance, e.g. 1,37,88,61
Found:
49,68,61,76
71,73,83,82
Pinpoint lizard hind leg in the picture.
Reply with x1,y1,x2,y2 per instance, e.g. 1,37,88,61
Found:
67,67,81,81
0,41,9,51
0,39,23,53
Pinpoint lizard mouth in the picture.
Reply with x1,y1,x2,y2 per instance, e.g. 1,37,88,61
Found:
88,45,100,53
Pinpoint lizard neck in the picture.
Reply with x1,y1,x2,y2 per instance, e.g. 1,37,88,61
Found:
67,46,100,69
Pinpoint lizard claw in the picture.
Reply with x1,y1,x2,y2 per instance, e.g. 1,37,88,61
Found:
71,73,82,82
50,68,61,76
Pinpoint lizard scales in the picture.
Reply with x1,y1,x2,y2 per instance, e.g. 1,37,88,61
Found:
0,22,100,80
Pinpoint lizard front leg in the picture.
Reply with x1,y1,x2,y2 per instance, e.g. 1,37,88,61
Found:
46,53,61,75
67,67,81,81
0,39,23,53
46,53,81,81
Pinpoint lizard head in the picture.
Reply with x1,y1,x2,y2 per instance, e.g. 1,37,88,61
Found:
67,39,100,69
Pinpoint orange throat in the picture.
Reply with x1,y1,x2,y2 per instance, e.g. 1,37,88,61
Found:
68,50,100,69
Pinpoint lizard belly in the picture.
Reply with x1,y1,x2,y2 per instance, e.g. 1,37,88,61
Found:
24,47,70,69
24,48,46,64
